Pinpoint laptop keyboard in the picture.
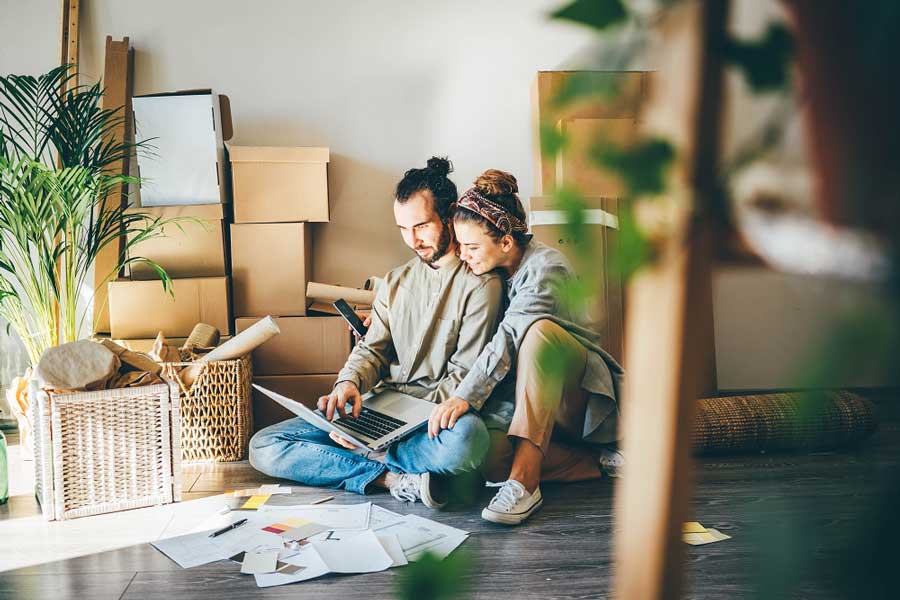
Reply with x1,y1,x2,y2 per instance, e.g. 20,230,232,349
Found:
333,407,407,440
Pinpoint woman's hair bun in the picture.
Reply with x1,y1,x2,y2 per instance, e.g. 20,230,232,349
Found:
426,156,453,177
474,169,518,197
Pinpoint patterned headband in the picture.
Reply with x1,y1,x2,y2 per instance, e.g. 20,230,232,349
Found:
455,188,528,234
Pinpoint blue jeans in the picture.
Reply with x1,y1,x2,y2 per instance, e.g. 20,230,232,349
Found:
249,414,490,495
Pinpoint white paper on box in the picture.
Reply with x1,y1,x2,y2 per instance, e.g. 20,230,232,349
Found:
133,93,223,206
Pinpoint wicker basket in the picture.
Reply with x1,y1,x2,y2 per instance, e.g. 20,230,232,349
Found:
160,355,252,463
30,379,182,521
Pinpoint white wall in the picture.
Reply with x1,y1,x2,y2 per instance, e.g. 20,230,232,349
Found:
2,0,892,392
72,0,594,286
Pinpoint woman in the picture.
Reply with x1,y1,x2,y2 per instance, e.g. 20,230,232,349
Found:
436,169,624,525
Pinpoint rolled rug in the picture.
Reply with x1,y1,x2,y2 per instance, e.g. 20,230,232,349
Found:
693,391,878,455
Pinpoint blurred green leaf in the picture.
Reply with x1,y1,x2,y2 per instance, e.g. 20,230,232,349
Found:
395,548,474,600
591,137,675,197
536,327,585,386
540,121,568,159
550,0,628,31
610,203,653,279
722,23,794,92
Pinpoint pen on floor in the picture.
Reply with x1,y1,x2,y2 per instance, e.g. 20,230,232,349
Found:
209,518,248,538
311,496,334,505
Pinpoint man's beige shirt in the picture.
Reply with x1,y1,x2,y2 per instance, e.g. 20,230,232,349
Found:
337,254,502,404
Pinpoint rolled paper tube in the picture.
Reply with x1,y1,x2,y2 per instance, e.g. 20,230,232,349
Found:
198,316,280,363
179,316,281,388
363,276,382,292
306,282,375,306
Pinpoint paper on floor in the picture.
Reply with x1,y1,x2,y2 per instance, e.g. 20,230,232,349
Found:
407,534,468,562
254,546,330,588
226,485,292,497
373,513,468,560
310,529,393,574
376,533,408,567
152,513,282,568
241,549,279,574
259,501,372,530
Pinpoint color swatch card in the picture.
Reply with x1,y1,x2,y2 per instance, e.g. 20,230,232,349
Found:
261,517,327,541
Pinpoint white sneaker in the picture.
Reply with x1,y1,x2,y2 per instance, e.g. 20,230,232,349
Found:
597,447,625,478
388,472,446,509
481,480,543,525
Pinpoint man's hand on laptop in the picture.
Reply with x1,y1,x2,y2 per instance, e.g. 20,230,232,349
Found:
428,396,470,439
318,381,362,421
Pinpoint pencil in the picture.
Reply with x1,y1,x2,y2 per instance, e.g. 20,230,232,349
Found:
311,495,334,505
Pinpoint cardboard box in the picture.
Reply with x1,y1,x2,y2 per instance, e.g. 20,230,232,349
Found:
230,146,329,223
132,90,233,206
230,223,312,317
108,276,231,339
532,71,650,194
126,204,228,279
252,374,337,431
235,316,351,375
530,196,624,364
556,118,640,197
109,336,231,354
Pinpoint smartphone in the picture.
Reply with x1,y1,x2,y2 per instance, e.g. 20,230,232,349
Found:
333,298,368,338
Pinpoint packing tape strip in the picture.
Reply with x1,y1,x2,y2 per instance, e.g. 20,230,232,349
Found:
529,209,619,229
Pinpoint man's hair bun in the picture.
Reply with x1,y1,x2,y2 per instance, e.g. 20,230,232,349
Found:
426,156,452,177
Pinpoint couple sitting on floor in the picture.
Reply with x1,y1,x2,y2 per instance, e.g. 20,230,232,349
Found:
249,157,624,525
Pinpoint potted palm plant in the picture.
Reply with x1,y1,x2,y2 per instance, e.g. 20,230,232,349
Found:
0,65,179,450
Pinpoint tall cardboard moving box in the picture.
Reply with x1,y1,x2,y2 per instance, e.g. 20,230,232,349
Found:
530,196,624,365
556,118,640,196
230,223,312,317
532,71,649,195
108,276,231,338
126,204,228,279
230,146,329,223
235,316,351,375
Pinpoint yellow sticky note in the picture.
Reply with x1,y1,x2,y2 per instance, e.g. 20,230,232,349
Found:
682,522,707,534
683,528,731,546
240,494,271,510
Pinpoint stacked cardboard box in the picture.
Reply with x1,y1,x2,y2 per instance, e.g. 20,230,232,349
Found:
530,71,652,365
108,90,234,343
228,147,352,430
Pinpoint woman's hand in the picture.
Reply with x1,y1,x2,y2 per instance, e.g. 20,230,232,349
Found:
427,396,470,439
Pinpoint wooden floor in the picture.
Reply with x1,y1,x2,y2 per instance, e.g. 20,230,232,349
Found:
2,400,898,600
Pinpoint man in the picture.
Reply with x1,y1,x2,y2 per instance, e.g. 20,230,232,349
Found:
249,157,503,508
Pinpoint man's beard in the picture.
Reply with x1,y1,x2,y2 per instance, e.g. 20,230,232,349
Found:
416,223,452,265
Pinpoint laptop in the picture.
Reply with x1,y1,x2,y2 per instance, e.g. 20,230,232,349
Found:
252,384,434,452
